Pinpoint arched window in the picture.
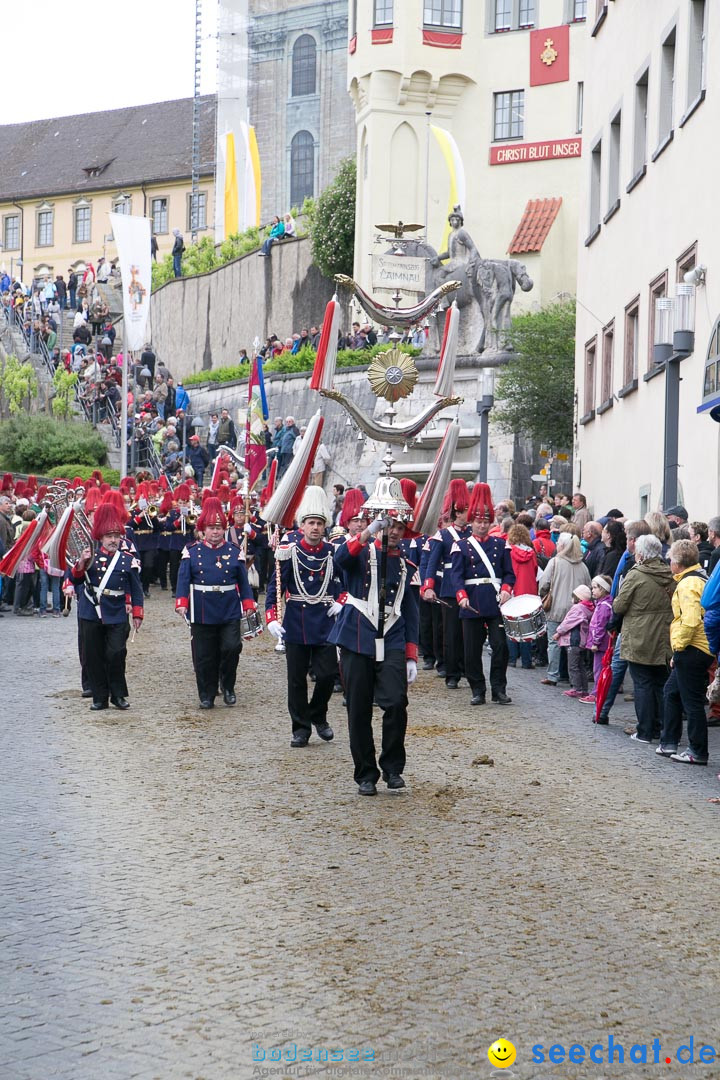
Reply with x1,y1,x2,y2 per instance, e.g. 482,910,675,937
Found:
290,131,315,207
292,35,316,97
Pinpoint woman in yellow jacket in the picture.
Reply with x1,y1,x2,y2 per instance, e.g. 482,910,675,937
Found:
657,539,713,764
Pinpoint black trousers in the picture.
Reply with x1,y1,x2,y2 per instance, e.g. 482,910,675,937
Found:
138,548,156,592
77,614,90,692
430,602,444,669
419,594,435,661
157,550,182,592
80,618,130,703
190,620,242,702
285,642,337,735
661,647,713,756
442,596,464,680
628,661,668,741
341,648,408,785
463,616,509,697
156,549,170,588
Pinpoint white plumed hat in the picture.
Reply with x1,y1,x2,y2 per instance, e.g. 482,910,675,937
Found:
297,485,332,524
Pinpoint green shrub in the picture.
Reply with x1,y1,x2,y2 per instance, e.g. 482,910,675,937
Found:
181,343,422,387
310,158,356,279
0,417,108,473
51,369,79,420
0,354,39,416
45,464,121,486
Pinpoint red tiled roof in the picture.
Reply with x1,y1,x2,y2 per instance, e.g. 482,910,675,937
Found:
508,197,562,255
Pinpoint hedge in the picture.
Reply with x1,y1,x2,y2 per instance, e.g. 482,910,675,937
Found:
0,417,108,473
46,465,121,486
182,343,422,387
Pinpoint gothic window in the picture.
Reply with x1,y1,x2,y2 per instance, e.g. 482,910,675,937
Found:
290,131,315,207
292,35,317,97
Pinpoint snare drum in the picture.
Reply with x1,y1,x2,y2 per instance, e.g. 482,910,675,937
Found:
240,610,263,640
501,594,547,642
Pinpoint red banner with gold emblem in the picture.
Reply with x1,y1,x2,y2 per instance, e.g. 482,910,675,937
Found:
530,25,570,86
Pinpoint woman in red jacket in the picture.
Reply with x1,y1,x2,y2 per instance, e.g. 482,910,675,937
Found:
507,523,539,669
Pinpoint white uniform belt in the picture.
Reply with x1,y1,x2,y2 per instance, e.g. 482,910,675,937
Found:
465,578,497,585
344,595,397,621
444,561,453,569
193,584,236,593
286,594,332,604
100,588,125,597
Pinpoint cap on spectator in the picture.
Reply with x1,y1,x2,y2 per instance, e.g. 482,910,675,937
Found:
189,434,200,442
664,504,688,521
572,584,592,602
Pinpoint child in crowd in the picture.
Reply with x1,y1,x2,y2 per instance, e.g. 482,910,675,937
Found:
553,584,594,698
581,575,614,703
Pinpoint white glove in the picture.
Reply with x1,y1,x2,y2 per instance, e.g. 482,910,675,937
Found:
406,660,418,685
243,522,253,535
328,601,343,617
368,516,388,536
180,505,188,516
138,497,148,510
267,620,285,641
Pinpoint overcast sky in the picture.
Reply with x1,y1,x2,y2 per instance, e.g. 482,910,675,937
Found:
6,0,218,123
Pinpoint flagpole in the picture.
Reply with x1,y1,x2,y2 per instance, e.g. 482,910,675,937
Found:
120,346,128,479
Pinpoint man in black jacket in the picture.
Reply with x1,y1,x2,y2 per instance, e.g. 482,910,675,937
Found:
216,408,237,450
165,377,177,418
583,522,607,579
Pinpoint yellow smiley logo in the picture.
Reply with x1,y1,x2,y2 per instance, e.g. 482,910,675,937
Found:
488,1039,516,1069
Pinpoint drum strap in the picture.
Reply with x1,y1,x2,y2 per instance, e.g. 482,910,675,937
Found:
468,538,500,595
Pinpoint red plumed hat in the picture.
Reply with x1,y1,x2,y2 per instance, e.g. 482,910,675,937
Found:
229,495,245,513
14,481,26,497
37,485,48,502
99,482,110,494
158,475,169,491
101,490,129,521
91,469,103,483
72,476,85,489
159,492,174,514
219,470,230,485
339,488,367,528
148,481,160,498
136,481,149,499
217,483,232,504
25,474,37,492
119,476,135,494
92,503,125,541
84,487,102,514
175,483,191,501
400,478,417,510
1,472,13,491
443,478,469,516
467,482,494,522
197,497,226,531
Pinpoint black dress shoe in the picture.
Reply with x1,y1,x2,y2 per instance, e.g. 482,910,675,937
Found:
422,659,435,670
436,667,447,678
384,774,405,790
332,680,343,693
90,700,108,711
446,678,459,689
222,689,237,706
357,780,377,796
492,692,512,705
199,699,214,710
143,590,150,598
81,689,94,699
290,733,309,747
110,696,130,710
471,694,486,706
316,724,334,742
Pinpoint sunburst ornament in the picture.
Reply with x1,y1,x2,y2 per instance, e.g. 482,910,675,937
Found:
367,348,419,402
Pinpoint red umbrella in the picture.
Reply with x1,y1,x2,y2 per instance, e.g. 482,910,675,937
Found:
594,632,616,723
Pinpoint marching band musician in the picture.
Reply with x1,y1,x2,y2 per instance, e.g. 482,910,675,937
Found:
175,496,257,710
163,483,196,597
265,487,343,748
421,479,471,691
156,491,174,593
449,483,515,707
330,490,419,796
67,502,144,711
130,481,160,597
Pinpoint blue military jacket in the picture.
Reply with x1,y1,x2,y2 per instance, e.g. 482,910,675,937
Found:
130,510,159,552
423,524,472,598
68,545,144,624
165,509,196,552
448,534,515,619
330,536,419,659
265,538,342,645
176,540,254,624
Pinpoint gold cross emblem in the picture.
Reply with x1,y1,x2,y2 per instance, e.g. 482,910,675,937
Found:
541,37,558,66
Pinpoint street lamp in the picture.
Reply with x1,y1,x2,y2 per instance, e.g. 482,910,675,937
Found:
654,286,696,508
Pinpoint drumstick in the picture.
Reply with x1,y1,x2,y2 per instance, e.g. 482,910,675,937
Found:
130,625,138,644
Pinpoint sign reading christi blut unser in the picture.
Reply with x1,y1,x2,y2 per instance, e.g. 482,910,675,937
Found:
489,138,582,166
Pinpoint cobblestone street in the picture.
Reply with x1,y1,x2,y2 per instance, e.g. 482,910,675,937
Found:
3,596,720,1080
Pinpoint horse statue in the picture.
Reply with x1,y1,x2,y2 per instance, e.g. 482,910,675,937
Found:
473,258,534,353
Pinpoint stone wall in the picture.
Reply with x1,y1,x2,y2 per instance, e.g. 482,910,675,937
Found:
147,239,338,378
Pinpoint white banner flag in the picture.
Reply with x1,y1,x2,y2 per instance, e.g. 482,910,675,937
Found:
109,212,152,352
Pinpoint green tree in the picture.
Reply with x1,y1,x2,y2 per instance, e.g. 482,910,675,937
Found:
0,416,107,472
51,368,79,420
0,354,39,416
493,300,576,451
310,157,356,279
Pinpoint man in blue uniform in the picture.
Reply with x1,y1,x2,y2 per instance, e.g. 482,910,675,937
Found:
331,485,419,796
266,487,343,747
67,503,144,711
176,496,257,709
130,482,160,597
421,478,471,689
449,483,515,706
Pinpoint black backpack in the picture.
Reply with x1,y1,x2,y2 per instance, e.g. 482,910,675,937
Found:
535,538,551,570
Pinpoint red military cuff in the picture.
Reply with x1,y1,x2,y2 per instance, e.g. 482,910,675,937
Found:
175,597,189,611
421,578,435,594
71,562,86,579
131,606,144,620
456,589,468,602
242,598,256,612
346,535,365,557
500,587,512,598
405,643,418,661
338,592,348,605
266,605,277,623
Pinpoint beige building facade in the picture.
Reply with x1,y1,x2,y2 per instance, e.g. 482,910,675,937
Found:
348,0,589,311
574,0,716,518
0,97,216,285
